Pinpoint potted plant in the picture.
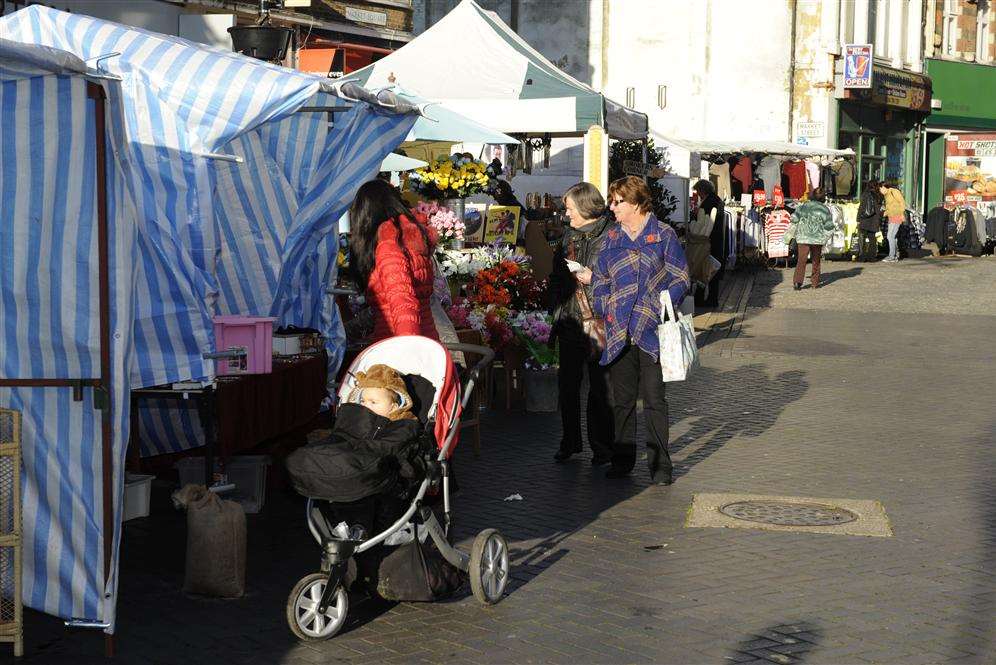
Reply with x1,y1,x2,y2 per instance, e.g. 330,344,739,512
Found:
511,311,558,413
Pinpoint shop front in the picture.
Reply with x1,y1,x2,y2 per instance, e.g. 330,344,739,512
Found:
921,59,996,213
836,64,932,202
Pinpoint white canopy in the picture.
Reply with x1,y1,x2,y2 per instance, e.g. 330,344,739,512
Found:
342,0,648,140
654,133,856,159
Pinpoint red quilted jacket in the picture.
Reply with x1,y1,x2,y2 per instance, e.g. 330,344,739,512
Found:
367,214,440,343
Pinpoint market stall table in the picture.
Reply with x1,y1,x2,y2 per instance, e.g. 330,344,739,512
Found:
129,352,328,485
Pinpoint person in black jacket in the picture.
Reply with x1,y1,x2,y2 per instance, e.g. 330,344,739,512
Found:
548,182,614,464
692,180,725,307
857,180,883,262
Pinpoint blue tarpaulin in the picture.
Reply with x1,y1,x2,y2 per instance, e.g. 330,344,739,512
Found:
0,5,416,632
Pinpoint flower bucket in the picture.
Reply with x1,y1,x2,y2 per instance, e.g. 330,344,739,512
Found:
524,367,558,413
441,198,466,223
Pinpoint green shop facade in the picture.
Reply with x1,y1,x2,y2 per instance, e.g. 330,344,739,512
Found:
836,64,932,204
921,58,996,212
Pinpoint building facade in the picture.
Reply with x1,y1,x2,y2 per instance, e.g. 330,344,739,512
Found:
921,0,996,211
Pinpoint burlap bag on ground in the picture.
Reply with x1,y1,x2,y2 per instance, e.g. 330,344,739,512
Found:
172,485,246,598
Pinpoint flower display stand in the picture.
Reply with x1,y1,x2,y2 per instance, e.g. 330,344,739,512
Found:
523,367,558,413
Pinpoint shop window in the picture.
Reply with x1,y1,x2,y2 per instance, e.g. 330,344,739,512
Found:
977,0,992,64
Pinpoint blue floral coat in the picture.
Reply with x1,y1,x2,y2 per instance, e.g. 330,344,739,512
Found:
591,215,691,365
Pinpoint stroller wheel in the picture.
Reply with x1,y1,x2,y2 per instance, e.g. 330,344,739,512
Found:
286,572,348,641
469,529,509,605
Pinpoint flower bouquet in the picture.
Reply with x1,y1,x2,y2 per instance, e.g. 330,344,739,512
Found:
511,310,557,370
408,155,495,200
415,200,464,246
467,259,546,312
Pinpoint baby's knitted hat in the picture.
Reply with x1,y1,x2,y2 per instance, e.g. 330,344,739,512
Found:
353,364,415,421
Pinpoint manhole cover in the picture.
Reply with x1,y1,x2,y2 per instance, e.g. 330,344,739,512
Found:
719,501,858,527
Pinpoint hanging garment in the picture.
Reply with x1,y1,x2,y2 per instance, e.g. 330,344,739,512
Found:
781,160,809,199
744,208,763,249
731,156,753,196
709,161,732,200
838,201,862,253
831,159,855,197
805,160,822,192
757,156,785,198
972,208,987,247
923,206,950,248
765,209,792,258
820,163,837,198
725,209,737,269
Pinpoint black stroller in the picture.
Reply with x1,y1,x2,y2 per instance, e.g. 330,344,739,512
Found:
285,335,506,640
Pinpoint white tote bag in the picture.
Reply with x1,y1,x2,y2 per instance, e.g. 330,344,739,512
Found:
657,290,699,382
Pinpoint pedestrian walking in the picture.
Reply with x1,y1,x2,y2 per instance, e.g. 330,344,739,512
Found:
592,176,690,483
548,183,615,465
880,181,907,263
857,179,883,262
787,188,836,290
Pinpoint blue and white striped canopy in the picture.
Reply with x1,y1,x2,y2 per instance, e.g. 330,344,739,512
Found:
0,5,416,634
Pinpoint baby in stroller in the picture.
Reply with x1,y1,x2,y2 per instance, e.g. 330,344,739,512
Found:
284,335,508,641
285,363,426,506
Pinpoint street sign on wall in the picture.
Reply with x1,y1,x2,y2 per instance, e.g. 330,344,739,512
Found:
796,121,825,138
844,44,873,89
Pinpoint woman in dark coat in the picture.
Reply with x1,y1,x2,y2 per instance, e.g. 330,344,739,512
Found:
857,179,882,262
692,180,725,307
548,182,614,464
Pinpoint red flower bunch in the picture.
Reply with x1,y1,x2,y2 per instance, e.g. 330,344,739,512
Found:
469,260,546,311
481,309,514,350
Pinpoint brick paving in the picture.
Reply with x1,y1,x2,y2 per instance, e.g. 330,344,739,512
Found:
17,256,996,664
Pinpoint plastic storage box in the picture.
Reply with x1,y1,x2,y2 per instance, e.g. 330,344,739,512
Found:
175,455,271,514
123,473,154,521
212,315,276,375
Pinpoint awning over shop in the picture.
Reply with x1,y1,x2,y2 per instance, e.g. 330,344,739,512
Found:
654,134,856,158
341,0,648,140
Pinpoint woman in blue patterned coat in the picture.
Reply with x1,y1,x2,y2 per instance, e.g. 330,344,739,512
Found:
592,177,691,482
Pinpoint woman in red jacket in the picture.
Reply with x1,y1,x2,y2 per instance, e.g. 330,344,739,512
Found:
349,179,440,342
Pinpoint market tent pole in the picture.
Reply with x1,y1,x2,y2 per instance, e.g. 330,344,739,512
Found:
89,79,116,659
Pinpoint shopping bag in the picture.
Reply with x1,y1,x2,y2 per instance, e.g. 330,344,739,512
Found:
657,290,699,382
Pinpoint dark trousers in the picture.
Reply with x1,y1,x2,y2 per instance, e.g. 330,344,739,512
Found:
858,229,878,261
794,244,823,287
557,339,613,458
606,343,671,473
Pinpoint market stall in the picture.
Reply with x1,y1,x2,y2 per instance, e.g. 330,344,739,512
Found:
341,0,648,207
0,5,419,641
652,135,865,266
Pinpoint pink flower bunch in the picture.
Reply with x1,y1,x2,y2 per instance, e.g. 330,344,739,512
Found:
445,299,472,329
512,311,553,344
416,201,465,241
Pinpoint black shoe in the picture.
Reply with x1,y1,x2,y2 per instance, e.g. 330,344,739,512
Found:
657,469,674,486
554,447,581,463
591,455,612,466
793,283,803,291
647,446,674,483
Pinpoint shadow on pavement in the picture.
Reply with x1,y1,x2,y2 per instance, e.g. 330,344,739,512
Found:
729,621,823,663
668,364,809,481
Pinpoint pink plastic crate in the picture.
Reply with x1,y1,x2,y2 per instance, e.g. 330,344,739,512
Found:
212,316,277,375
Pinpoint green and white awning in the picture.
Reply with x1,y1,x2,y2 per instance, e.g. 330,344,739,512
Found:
342,0,647,140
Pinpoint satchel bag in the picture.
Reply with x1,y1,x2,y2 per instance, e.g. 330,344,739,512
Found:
657,290,699,382
568,240,606,360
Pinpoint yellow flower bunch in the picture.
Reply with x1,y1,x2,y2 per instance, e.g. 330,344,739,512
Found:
409,154,495,199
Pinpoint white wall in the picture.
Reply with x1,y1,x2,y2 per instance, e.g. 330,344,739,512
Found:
3,1,234,48
603,0,794,143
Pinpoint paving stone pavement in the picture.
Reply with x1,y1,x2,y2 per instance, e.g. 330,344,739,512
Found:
17,256,996,664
